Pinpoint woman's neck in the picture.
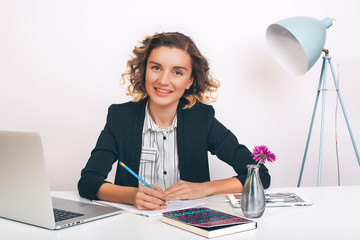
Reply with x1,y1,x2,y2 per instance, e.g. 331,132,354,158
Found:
148,100,178,129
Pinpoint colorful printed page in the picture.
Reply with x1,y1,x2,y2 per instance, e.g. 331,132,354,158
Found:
162,207,253,228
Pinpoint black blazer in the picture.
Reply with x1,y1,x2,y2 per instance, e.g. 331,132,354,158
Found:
78,98,270,200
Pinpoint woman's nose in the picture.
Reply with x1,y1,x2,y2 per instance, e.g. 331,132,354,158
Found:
158,71,171,85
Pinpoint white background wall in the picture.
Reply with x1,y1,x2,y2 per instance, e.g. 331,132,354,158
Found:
1,0,359,190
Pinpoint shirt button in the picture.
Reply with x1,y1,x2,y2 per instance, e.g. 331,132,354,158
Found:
163,136,166,140
163,171,167,175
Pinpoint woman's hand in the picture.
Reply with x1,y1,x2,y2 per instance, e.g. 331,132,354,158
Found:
164,180,210,201
164,178,244,201
96,183,167,210
133,185,167,210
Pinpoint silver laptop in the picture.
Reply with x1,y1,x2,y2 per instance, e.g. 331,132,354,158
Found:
0,130,122,230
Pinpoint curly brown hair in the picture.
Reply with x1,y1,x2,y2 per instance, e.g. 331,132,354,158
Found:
121,32,220,109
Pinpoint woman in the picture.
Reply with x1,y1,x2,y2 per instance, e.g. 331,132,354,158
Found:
78,32,270,210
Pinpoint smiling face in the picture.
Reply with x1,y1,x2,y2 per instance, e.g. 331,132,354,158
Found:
145,46,194,112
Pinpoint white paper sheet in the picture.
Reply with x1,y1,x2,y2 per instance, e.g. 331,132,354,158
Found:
95,199,204,218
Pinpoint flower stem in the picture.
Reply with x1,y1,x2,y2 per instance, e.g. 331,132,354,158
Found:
245,161,261,210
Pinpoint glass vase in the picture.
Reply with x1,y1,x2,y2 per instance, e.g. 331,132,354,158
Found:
241,164,266,218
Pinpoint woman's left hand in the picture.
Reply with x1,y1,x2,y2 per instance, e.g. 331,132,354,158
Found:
164,177,243,201
164,180,210,201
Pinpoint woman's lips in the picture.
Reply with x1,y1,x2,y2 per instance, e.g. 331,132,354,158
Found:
155,87,172,94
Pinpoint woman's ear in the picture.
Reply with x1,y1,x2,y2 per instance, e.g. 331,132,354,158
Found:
185,76,194,90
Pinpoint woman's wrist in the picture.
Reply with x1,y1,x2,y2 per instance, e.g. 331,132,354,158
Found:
96,183,138,205
205,177,243,196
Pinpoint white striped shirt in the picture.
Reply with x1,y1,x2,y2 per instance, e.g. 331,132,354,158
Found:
138,102,180,190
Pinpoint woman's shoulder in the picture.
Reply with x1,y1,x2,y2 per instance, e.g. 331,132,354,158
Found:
105,100,147,123
179,101,215,121
179,98,214,111
184,101,214,113
108,99,147,112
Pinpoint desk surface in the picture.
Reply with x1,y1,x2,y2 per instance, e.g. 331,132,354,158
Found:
1,186,359,240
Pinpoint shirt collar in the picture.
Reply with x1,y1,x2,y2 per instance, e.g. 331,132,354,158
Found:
143,101,177,133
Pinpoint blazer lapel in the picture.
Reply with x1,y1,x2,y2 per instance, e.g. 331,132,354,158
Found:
176,98,188,180
128,100,146,186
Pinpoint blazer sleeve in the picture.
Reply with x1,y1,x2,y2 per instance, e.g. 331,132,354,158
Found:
206,107,271,189
77,106,118,200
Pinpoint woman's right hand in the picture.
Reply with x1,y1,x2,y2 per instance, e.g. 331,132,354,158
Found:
96,182,167,210
133,185,167,210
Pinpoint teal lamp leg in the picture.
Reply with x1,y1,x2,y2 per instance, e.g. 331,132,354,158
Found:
298,53,360,187
317,57,328,186
297,57,327,187
328,57,360,165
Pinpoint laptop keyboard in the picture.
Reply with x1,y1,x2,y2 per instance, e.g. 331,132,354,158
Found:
53,208,84,222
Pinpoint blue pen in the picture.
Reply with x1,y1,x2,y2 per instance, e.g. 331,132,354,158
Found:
119,161,155,190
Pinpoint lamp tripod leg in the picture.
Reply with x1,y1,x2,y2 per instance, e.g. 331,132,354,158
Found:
317,60,328,186
297,58,327,187
328,58,360,165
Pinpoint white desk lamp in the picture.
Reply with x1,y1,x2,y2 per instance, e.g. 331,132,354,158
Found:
266,16,360,186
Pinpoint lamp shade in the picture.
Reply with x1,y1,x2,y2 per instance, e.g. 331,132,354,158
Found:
266,16,333,76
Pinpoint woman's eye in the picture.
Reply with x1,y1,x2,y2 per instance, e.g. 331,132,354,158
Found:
174,71,183,76
151,66,160,71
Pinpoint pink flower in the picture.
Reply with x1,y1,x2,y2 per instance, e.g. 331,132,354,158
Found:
251,145,276,164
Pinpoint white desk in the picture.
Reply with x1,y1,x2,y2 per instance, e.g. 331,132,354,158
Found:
1,186,359,240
